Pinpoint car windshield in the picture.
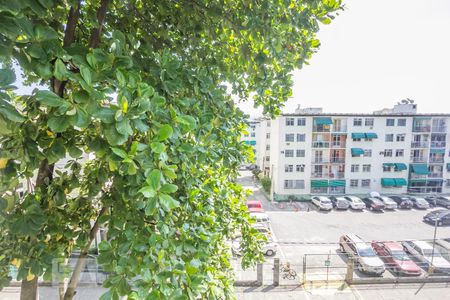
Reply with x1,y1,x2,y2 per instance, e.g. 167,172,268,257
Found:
321,199,331,204
358,246,377,257
391,250,410,261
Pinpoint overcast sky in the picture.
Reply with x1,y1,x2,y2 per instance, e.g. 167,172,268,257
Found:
237,0,450,117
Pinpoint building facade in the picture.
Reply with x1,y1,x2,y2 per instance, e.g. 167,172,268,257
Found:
250,102,450,200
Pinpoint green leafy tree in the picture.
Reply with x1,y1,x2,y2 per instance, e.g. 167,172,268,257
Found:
0,0,342,299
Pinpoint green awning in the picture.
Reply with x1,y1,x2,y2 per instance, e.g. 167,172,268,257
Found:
447,163,450,171
381,178,396,186
351,148,364,156
314,117,333,125
394,163,407,171
311,180,328,187
365,133,378,139
352,133,365,139
244,141,256,145
414,117,432,121
383,163,394,167
394,178,407,186
430,148,445,154
410,164,429,175
329,180,345,187
409,179,427,185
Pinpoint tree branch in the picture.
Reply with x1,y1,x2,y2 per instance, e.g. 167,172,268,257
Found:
63,0,82,48
89,0,111,48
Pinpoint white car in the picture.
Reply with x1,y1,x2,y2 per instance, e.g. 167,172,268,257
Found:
402,240,450,273
232,237,277,256
311,196,333,211
409,196,430,209
249,212,270,228
376,196,398,210
339,233,385,276
344,196,366,210
252,224,271,236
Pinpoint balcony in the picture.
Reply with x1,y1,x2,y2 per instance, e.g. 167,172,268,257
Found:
428,173,443,178
332,126,347,133
329,172,345,179
410,173,428,180
431,141,446,148
429,157,444,163
312,141,330,148
331,142,346,149
412,126,431,132
311,173,328,179
330,157,345,163
312,158,330,164
432,126,447,133
411,157,427,163
312,126,331,133
411,141,428,148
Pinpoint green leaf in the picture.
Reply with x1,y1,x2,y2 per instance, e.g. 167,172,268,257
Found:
34,25,58,41
104,125,128,146
144,198,157,216
160,184,178,194
68,145,83,158
116,118,132,136
93,107,115,123
48,115,72,132
133,119,149,132
54,58,68,81
0,68,15,86
0,105,24,122
147,169,161,191
177,115,197,130
138,186,156,198
159,193,180,211
36,90,69,108
150,142,165,154
74,108,90,128
156,124,173,141
80,65,92,86
111,147,128,159
116,69,126,86
45,139,66,164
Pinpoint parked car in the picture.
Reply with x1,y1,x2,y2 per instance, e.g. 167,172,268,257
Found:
252,224,271,236
425,196,440,207
402,240,450,273
434,239,450,262
249,212,270,228
329,196,350,210
423,209,450,226
390,196,413,209
436,196,450,209
362,197,385,211
231,236,277,256
344,196,366,210
409,196,430,209
311,196,333,211
375,196,398,210
339,234,385,276
371,241,421,276
246,200,264,213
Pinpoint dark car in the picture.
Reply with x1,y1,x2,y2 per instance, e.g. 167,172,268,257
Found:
425,196,440,207
390,196,413,209
423,209,450,226
362,197,385,211
436,197,450,209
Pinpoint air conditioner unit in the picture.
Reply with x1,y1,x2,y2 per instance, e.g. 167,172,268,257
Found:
286,143,290,145
369,126,373,129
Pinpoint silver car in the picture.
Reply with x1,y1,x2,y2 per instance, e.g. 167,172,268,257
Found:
409,196,430,209
344,196,366,210
376,196,398,210
311,196,333,211
402,240,450,273
232,237,277,256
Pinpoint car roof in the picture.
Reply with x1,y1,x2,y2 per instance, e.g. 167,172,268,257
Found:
436,239,450,250
246,200,261,204
382,242,404,251
343,233,364,243
412,240,433,250
317,196,330,200
336,197,347,200
347,196,361,200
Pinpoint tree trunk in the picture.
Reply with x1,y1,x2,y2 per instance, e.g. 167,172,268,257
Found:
20,276,38,300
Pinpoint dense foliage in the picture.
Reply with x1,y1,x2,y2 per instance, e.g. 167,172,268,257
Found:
0,0,342,299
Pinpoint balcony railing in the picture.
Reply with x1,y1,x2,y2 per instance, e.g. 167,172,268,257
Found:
411,141,428,148
312,126,330,133
429,157,444,163
330,157,345,163
412,126,431,132
312,158,330,164
311,173,328,178
411,157,427,163
432,126,447,133
431,141,446,148
428,173,443,178
312,141,330,148
332,126,347,133
331,142,346,148
329,172,345,179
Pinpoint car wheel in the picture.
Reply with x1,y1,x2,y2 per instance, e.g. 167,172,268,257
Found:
265,249,275,256
357,263,363,272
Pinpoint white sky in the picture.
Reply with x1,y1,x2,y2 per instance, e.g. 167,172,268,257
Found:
237,0,450,117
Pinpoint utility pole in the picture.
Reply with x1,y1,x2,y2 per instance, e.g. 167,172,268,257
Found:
270,164,274,203
428,217,439,275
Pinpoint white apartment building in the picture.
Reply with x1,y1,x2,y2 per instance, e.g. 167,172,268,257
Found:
249,102,450,201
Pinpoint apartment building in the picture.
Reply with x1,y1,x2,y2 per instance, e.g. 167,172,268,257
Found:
249,102,450,200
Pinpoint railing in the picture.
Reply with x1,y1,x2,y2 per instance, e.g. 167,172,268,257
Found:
330,157,345,163
428,173,443,178
429,157,444,163
312,141,330,148
412,126,431,132
312,126,330,133
410,174,428,180
329,172,345,179
331,143,346,148
312,158,330,163
411,157,427,163
311,173,328,178
430,141,446,148
332,126,347,132
411,141,428,148
432,126,447,132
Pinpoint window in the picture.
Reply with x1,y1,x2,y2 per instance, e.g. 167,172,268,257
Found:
364,149,372,157
284,180,305,189
384,149,393,157
351,164,359,172
296,134,306,142
361,179,371,187
296,164,305,172
397,119,406,126
386,119,395,126
266,133,270,139
365,118,374,126
362,164,371,172
285,134,295,142
265,156,270,161
350,179,359,187
297,118,306,126
353,137,361,142
285,150,294,157
395,149,404,157
286,118,295,126
285,165,293,172
251,132,256,137
396,134,405,142
446,179,450,187
266,145,270,150
267,120,271,127
385,134,394,142
353,118,362,126
296,149,305,157
383,164,391,172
